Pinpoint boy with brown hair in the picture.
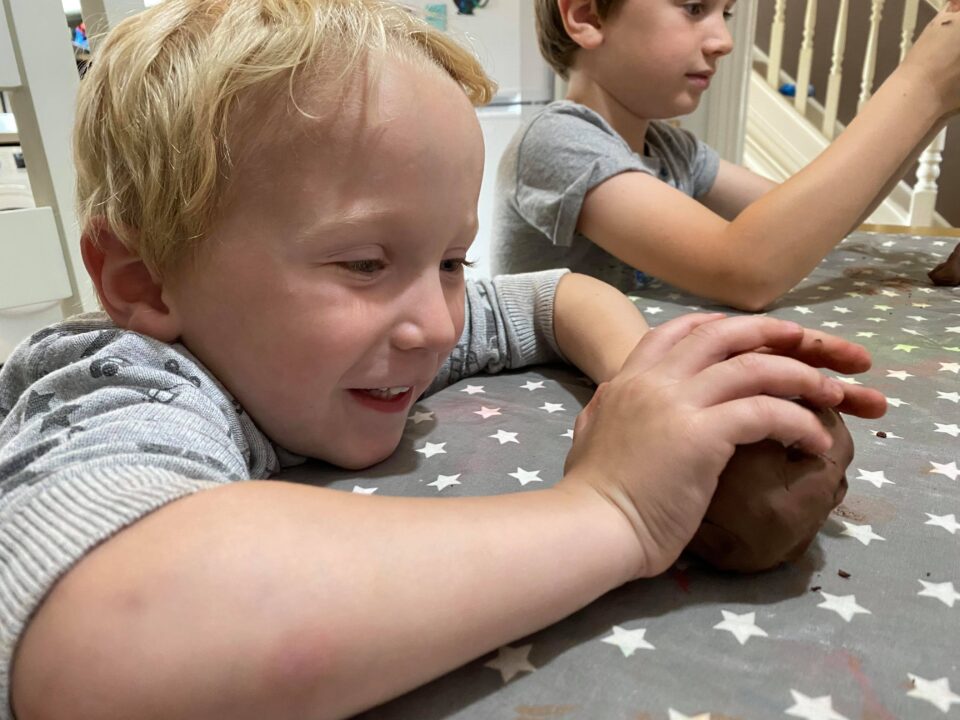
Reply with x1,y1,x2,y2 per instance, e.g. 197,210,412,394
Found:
0,1,883,718
492,0,960,310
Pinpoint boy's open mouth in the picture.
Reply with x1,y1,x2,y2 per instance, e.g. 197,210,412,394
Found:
348,386,415,412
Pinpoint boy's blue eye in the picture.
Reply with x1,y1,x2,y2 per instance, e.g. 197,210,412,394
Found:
683,2,704,16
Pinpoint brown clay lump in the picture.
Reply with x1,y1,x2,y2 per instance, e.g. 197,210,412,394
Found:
929,241,960,286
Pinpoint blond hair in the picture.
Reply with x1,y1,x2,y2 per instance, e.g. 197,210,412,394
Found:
535,0,625,79
75,0,496,277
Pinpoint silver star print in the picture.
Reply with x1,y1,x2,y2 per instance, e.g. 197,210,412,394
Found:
713,610,768,645
428,474,461,491
840,522,885,546
415,442,447,459
918,579,960,608
508,467,543,486
474,406,502,419
484,644,536,683
601,625,655,657
856,469,894,488
785,690,850,720
925,513,960,535
929,461,959,481
489,429,519,445
817,592,871,622
906,674,960,713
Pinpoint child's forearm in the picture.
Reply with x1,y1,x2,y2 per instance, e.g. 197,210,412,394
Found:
12,480,636,720
553,273,649,383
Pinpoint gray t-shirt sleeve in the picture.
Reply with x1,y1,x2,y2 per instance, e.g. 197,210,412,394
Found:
426,269,569,394
509,103,720,249
0,321,260,719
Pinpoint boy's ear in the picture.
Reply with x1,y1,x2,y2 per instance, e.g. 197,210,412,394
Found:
558,0,605,50
81,219,182,342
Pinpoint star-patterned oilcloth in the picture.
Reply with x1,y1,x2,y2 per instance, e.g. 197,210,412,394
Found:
278,231,959,720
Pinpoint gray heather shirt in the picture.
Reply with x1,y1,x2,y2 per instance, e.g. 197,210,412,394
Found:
0,269,567,718
491,100,720,292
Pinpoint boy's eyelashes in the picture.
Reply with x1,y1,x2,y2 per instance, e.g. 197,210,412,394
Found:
337,258,475,275
681,2,735,20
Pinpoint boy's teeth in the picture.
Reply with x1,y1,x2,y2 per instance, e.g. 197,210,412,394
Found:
365,386,410,399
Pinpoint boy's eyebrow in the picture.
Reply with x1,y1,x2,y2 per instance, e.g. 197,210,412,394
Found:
293,208,398,244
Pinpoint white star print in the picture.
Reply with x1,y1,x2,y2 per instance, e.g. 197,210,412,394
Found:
947,326,960,334
460,385,485,395
489,429,519,445
713,610,768,645
352,486,378,495
866,317,887,323
793,306,813,315
668,711,712,720
893,344,919,353
906,674,960,713
930,461,959,481
561,429,574,439
508,467,543,486
918,580,960,608
539,402,565,414
873,304,893,311
408,410,434,425
643,306,663,315
817,592,871,622
940,362,960,374
868,429,902,439
601,625,655,657
415,441,447,459
886,398,909,408
474,406,502,419
913,302,932,308
907,315,928,322
856,469,894,488
938,391,960,403
841,522,885,546
856,332,877,338
785,690,850,720
484,644,536,683
880,289,900,297
935,423,960,437
835,376,862,385
521,380,545,391
902,328,921,336
821,321,842,329
887,370,914,380
832,306,851,314
428,474,461,491
926,513,960,535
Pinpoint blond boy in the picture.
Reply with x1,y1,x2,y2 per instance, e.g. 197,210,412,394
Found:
0,2,884,718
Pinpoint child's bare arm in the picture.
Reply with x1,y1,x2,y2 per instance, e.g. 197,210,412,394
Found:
697,159,778,220
553,272,650,382
11,318,884,720
578,4,960,310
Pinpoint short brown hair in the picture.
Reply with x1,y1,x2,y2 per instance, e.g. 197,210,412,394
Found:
75,0,496,278
534,0,625,79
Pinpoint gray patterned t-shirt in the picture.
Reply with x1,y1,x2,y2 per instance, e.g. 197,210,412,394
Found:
491,101,720,292
0,269,567,718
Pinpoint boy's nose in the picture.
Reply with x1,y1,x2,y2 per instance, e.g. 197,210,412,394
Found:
390,278,459,353
705,18,734,57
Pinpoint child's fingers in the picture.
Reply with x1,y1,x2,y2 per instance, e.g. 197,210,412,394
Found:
619,313,726,375
834,386,888,419
686,353,844,409
655,316,806,378
755,329,873,374
700,396,834,456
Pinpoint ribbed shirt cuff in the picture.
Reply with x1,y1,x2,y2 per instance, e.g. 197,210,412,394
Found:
493,268,570,367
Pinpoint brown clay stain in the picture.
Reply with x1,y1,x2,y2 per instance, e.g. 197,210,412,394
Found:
833,495,898,525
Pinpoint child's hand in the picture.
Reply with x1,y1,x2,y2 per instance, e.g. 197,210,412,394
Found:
900,1,960,115
559,314,885,579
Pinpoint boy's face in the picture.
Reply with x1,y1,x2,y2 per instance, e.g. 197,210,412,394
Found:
165,59,483,469
595,0,735,119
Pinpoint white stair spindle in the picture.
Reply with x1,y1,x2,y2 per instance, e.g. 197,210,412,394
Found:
821,0,848,139
794,0,817,115
857,0,885,112
908,128,947,226
766,0,786,88
899,0,920,62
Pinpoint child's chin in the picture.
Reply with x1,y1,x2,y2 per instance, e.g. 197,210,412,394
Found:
330,435,402,471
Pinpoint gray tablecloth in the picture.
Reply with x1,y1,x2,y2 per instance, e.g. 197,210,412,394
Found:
280,231,960,720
